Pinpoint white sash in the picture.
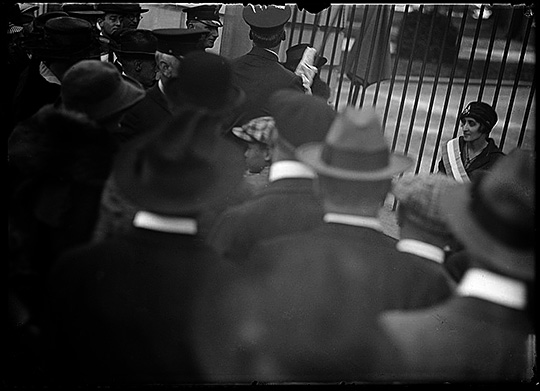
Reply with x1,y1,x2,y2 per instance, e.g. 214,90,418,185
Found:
442,138,470,183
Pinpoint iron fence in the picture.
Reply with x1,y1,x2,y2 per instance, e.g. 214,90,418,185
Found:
285,4,535,175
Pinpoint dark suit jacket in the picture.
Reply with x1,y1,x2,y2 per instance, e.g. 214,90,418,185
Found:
230,46,304,127
379,296,534,382
117,83,173,143
44,226,240,385
207,177,324,265
248,222,457,312
11,60,61,132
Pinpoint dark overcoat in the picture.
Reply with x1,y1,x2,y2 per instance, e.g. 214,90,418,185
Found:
248,222,457,312
44,226,242,385
11,59,61,132
207,177,324,265
230,46,304,127
379,296,534,382
118,83,173,143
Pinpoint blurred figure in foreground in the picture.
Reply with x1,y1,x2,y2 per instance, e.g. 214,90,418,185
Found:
43,105,246,385
392,173,458,300
380,148,536,382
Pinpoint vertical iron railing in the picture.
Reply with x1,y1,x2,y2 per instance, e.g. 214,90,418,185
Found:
286,4,535,173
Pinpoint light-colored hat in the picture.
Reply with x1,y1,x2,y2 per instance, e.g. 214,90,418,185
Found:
296,107,413,180
232,116,276,146
441,148,535,281
392,173,456,236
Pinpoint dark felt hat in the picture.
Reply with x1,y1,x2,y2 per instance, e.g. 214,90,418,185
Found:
96,3,149,15
296,107,413,180
153,28,208,57
61,3,104,17
113,110,245,216
113,28,157,57
459,101,498,131
267,89,337,149
242,4,291,34
61,59,146,121
183,4,223,27
285,43,327,71
23,16,102,61
163,51,244,115
441,148,535,281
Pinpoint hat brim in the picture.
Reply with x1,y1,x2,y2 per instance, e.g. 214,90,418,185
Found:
24,40,103,61
93,75,146,121
113,126,245,216
296,143,413,180
441,184,534,281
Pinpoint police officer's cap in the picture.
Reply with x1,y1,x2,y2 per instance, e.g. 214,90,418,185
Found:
153,28,208,58
183,4,223,28
243,5,291,33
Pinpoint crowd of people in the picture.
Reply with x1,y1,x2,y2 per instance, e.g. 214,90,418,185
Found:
7,2,536,386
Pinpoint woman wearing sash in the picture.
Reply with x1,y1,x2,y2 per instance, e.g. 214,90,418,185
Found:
438,101,505,183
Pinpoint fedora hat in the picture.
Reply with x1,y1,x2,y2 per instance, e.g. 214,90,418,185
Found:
163,51,244,115
61,60,145,121
441,148,535,281
23,16,102,61
296,107,413,180
113,28,157,57
268,89,337,148
113,110,245,216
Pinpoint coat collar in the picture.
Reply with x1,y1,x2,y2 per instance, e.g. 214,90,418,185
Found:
248,46,280,62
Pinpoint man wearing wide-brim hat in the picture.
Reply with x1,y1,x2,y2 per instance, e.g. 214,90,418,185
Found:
228,4,305,130
183,4,223,50
11,16,102,129
119,28,209,143
380,148,536,382
112,28,158,90
44,98,247,384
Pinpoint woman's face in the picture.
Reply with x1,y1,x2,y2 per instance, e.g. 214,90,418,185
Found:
460,116,484,142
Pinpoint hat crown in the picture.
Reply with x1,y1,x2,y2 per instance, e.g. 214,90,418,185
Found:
327,107,387,152
243,4,291,28
268,90,336,147
460,101,498,129
165,51,243,113
116,28,157,54
43,16,95,49
393,173,456,234
62,60,123,105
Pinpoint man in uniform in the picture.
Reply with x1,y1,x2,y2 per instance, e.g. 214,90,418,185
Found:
229,5,304,130
118,28,208,143
183,4,223,50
